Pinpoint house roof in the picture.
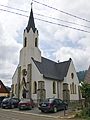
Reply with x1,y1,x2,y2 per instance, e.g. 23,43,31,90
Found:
32,57,71,81
26,8,36,33
0,80,10,93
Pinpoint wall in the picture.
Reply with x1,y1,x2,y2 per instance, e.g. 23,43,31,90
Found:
64,60,79,100
31,60,43,101
12,67,19,97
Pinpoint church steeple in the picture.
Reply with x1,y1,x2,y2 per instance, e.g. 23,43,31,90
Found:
26,7,36,33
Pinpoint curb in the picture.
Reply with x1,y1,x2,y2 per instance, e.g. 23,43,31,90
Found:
58,114,75,119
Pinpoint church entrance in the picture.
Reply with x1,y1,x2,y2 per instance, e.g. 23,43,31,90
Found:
37,81,46,103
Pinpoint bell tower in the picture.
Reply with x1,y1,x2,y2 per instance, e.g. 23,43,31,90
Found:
19,7,41,67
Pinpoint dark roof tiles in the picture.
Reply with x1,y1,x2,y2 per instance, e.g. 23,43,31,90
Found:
26,8,36,33
32,57,71,81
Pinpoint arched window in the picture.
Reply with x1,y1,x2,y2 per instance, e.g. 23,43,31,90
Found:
35,38,38,47
33,81,37,94
24,37,27,47
70,84,72,94
71,73,74,79
72,82,74,94
75,84,77,94
53,81,56,94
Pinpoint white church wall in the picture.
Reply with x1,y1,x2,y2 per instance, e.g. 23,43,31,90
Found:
44,78,58,98
31,60,44,101
57,81,63,100
12,67,18,96
64,60,79,100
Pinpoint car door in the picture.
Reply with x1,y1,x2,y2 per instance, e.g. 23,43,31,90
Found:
53,99,61,111
58,99,64,110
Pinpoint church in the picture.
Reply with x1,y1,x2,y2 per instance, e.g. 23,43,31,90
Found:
12,8,79,103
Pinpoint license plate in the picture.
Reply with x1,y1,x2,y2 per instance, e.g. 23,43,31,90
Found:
21,105,25,107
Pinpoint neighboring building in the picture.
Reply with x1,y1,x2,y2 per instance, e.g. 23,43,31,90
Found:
12,8,79,103
0,80,10,97
84,66,90,84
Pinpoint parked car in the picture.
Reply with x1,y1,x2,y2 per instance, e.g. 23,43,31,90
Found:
1,97,20,109
18,98,35,110
0,96,7,107
38,98,68,113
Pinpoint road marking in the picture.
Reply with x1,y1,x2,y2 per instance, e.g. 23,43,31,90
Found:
2,109,59,119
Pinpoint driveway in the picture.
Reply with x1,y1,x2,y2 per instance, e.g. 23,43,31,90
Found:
8,107,70,118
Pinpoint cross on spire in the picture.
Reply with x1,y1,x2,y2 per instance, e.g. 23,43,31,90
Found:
31,1,33,8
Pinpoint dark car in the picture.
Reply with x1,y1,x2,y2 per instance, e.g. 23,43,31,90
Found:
1,97,20,109
0,96,7,107
38,98,68,113
18,98,35,110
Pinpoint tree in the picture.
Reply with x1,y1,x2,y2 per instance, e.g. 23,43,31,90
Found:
80,82,90,107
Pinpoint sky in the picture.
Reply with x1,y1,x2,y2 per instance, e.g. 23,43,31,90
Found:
0,0,90,87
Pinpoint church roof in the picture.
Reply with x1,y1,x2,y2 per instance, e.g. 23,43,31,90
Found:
26,8,36,33
32,57,71,81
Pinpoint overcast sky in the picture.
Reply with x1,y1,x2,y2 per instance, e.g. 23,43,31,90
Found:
0,0,90,87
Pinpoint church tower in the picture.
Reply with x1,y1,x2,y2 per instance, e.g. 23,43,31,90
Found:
19,7,41,67
18,7,41,99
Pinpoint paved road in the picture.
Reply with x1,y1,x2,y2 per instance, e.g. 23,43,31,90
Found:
0,108,69,120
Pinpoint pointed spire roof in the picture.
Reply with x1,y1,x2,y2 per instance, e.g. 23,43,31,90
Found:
26,7,36,33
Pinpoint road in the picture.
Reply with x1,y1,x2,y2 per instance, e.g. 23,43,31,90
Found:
0,108,70,120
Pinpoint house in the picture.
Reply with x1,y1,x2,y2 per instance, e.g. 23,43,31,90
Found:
0,80,10,97
12,8,79,103
84,66,90,84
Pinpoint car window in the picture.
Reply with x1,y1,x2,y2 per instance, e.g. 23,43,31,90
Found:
12,99,17,102
59,99,63,103
43,98,54,103
54,99,60,104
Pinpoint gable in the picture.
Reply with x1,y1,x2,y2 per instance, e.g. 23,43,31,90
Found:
32,57,71,81
0,80,10,93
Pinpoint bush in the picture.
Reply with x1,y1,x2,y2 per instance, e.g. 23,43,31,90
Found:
80,107,90,117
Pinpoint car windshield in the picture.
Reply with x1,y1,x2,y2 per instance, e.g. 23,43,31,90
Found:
43,98,54,103
3,98,10,102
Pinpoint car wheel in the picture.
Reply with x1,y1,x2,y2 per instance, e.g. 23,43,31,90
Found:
53,107,57,113
41,110,44,113
29,105,32,110
19,107,21,110
2,106,5,109
11,104,14,109
65,105,68,110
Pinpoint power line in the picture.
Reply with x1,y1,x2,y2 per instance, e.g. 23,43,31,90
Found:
32,0,90,23
35,18,90,33
0,8,90,33
34,13,90,29
0,4,28,13
0,4,90,29
0,8,28,17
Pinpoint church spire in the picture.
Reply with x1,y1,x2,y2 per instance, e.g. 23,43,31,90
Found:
26,4,36,33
